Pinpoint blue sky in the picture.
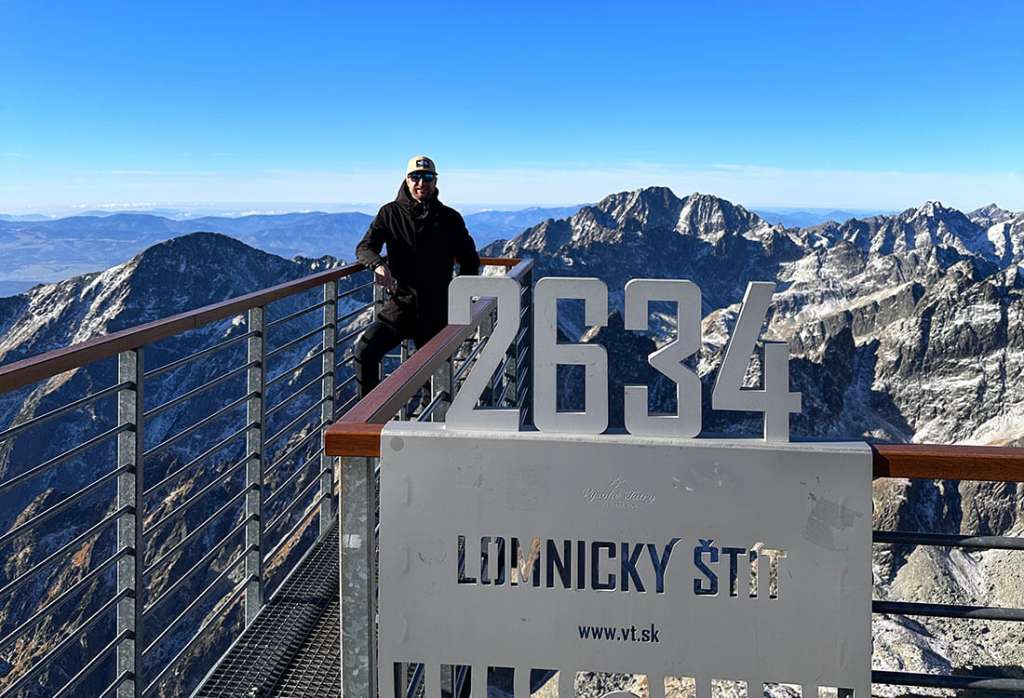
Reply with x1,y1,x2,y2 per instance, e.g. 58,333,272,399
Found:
2,1,1022,212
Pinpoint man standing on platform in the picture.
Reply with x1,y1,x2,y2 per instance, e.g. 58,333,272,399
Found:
354,155,481,398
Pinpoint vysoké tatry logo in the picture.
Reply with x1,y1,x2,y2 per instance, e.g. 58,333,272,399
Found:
581,477,656,509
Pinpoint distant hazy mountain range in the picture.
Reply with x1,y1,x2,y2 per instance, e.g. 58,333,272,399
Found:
752,207,894,228
0,205,584,295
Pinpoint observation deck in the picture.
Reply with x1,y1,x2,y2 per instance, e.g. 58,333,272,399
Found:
0,257,1023,697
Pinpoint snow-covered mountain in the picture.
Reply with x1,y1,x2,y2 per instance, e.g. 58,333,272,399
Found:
486,187,1024,692
3,190,1023,694
488,187,1023,444
0,233,370,696
969,203,1024,269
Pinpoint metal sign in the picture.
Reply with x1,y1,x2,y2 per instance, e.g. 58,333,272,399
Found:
446,277,802,441
377,424,872,697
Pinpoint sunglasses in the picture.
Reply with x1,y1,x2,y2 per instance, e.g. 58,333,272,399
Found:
408,172,437,183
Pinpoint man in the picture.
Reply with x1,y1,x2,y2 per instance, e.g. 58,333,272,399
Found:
354,155,481,397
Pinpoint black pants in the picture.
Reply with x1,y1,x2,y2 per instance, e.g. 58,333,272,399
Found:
354,319,439,398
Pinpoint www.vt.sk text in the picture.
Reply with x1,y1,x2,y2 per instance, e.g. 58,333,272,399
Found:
578,623,661,643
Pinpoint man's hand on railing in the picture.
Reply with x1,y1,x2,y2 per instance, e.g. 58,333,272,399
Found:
373,263,397,294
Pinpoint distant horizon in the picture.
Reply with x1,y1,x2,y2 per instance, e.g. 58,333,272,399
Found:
3,169,1022,216
1,193,1009,221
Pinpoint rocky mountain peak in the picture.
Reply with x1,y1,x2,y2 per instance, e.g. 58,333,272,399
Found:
676,191,770,241
969,203,1015,227
571,187,772,244
589,186,685,233
114,232,306,330
910,200,977,226
0,232,308,367
822,200,994,262
909,200,952,219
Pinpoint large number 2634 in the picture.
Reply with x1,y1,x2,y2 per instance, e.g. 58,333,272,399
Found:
446,277,801,441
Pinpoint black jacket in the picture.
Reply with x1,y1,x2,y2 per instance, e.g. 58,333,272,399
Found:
356,182,481,334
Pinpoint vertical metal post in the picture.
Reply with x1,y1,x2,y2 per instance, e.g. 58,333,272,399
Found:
430,356,453,422
448,353,457,408
244,307,265,625
116,349,143,698
522,268,534,427
480,307,496,406
340,456,377,697
372,278,385,387
320,282,336,536
505,303,519,410
399,340,411,420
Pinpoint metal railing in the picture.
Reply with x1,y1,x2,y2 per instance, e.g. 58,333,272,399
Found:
6,251,1022,697
0,257,524,697
0,257,417,697
325,282,1024,696
870,446,1024,695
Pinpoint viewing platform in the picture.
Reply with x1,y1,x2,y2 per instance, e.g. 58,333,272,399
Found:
0,257,1023,697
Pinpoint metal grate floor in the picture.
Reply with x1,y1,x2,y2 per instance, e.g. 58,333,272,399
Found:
196,526,340,697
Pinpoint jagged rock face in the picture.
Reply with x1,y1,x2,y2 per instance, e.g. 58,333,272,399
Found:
487,187,1024,691
972,206,1024,268
970,203,1018,228
489,187,1024,448
494,189,802,312
818,201,997,261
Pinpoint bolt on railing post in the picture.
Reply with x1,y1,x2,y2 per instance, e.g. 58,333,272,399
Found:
339,455,377,698
116,348,144,698
320,282,336,536
244,307,265,626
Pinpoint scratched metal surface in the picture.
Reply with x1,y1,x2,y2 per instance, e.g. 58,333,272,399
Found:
377,424,872,697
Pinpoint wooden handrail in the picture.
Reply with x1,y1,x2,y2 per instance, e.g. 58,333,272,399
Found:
323,258,533,457
327,430,1024,481
871,443,1024,481
477,257,520,268
0,262,367,394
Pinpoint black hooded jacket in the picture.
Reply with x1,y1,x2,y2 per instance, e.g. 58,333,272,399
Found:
355,182,480,334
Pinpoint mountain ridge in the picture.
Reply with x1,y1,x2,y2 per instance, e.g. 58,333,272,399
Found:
2,190,1023,693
